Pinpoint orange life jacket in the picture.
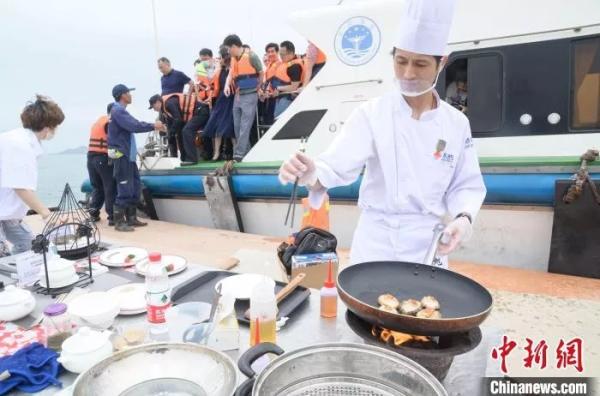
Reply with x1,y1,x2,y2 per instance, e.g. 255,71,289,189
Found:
88,115,109,154
265,60,280,82
210,68,221,99
195,75,210,101
315,48,327,65
231,49,260,91
161,93,197,122
270,57,304,90
301,194,330,231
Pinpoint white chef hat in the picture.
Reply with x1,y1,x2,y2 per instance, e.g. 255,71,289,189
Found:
394,0,457,56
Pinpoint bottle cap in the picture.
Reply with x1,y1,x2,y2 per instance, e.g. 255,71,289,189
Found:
324,260,335,288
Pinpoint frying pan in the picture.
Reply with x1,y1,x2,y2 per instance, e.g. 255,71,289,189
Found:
337,224,493,335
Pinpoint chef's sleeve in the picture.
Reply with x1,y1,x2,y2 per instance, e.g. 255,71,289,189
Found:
445,121,487,221
308,105,375,208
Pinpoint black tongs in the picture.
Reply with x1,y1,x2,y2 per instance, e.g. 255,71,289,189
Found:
284,137,308,229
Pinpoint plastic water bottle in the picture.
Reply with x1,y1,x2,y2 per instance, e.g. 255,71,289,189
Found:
146,252,171,336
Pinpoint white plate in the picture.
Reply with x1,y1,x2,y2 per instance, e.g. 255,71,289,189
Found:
99,247,148,268
107,283,146,313
39,273,80,289
118,308,147,316
215,274,275,300
135,255,187,276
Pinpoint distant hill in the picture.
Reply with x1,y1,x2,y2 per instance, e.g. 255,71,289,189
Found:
53,146,87,155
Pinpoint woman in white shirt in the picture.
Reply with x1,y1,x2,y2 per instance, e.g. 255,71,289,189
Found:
0,95,64,256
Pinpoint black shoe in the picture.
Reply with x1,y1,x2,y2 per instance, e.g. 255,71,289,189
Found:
88,209,101,222
180,161,198,166
126,206,148,227
113,206,134,232
107,215,114,226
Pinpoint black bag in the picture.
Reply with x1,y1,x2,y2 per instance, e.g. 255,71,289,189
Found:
277,227,337,275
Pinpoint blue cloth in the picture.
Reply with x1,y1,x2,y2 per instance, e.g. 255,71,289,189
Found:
107,102,155,162
0,343,62,395
203,68,235,139
161,69,191,95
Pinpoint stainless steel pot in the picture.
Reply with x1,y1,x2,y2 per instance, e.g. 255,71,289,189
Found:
235,342,448,396
72,342,237,396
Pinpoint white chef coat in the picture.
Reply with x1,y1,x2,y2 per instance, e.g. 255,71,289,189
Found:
0,128,43,220
309,89,486,267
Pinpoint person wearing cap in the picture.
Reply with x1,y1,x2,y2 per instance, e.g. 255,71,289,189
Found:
86,103,116,225
0,96,64,256
277,0,486,268
107,84,166,232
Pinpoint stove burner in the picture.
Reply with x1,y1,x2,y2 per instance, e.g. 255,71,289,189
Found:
345,310,482,381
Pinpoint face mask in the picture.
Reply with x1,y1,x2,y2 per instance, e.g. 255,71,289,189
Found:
394,66,443,97
44,129,56,141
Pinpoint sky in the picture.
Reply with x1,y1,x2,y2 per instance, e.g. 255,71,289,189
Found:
0,0,347,153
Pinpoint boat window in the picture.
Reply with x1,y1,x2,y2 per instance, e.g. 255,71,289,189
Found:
443,54,503,135
571,36,600,130
272,110,328,140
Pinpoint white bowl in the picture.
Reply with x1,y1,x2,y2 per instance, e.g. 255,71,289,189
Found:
58,327,114,373
0,286,36,321
38,258,77,287
68,292,120,328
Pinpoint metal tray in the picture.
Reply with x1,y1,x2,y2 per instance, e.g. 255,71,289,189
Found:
171,271,311,324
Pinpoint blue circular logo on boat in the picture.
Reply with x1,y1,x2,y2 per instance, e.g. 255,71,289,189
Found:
335,16,381,66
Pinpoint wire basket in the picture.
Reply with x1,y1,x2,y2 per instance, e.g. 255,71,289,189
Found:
42,183,100,259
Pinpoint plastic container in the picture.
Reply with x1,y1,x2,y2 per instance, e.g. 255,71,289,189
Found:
145,252,171,336
43,302,73,351
249,277,277,346
320,260,338,318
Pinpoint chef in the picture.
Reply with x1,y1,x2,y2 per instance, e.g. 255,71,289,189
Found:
278,0,486,268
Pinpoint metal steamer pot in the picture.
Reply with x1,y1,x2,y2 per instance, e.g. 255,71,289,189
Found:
72,343,237,396
234,342,448,396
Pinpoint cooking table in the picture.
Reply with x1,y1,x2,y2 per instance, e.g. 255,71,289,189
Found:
2,264,500,396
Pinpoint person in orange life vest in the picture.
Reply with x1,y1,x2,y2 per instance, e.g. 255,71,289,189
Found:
157,57,197,162
87,103,117,225
222,34,264,162
258,42,281,128
302,41,327,87
271,41,303,119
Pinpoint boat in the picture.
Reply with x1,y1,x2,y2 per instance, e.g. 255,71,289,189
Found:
82,0,600,272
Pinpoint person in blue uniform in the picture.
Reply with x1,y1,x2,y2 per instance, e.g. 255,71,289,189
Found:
107,84,166,232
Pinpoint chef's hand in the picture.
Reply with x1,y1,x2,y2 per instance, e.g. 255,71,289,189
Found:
437,216,472,256
278,152,317,187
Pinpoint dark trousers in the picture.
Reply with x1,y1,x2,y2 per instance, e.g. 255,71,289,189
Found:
87,152,115,217
113,157,140,208
182,104,211,163
258,97,276,128
165,96,186,161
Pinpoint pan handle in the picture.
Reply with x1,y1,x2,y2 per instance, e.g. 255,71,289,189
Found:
234,377,255,396
422,223,446,266
237,342,285,379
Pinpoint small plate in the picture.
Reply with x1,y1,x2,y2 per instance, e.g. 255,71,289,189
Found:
107,283,146,313
215,274,275,300
118,308,147,316
135,255,187,277
99,247,148,268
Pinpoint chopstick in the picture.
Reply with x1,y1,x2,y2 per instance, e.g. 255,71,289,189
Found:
284,137,307,229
